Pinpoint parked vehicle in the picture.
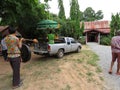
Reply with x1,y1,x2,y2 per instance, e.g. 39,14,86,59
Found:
33,37,82,58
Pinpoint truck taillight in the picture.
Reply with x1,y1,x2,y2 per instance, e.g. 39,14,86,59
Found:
48,45,51,51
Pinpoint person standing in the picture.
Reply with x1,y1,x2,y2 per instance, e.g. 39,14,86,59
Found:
1,35,8,61
47,30,55,44
5,26,23,89
109,30,120,75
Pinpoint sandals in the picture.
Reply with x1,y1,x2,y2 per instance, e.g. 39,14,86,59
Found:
12,85,20,89
109,71,120,75
108,71,112,74
116,72,120,75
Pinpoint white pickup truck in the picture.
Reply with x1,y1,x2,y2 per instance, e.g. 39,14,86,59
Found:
33,37,82,58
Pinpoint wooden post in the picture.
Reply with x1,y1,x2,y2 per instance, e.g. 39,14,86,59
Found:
86,33,87,44
98,33,100,44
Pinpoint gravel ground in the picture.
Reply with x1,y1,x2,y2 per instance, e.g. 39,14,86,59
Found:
87,43,120,90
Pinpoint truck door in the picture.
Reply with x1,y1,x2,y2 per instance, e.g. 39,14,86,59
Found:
70,38,78,51
65,38,71,52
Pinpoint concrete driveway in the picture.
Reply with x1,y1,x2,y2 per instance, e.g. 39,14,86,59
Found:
87,42,120,90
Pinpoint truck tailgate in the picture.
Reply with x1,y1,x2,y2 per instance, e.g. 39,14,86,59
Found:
33,43,48,54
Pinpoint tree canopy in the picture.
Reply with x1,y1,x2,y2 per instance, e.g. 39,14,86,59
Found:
110,13,120,36
70,0,80,21
0,0,104,39
58,0,66,20
83,7,103,21
0,0,49,38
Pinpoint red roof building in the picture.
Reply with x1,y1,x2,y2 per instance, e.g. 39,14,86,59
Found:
0,26,21,54
83,20,110,44
0,26,9,55
0,26,9,36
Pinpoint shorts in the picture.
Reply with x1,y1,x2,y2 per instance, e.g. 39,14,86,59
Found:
112,52,120,62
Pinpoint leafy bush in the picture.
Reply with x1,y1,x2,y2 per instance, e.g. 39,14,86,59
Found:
100,35,111,45
79,36,86,44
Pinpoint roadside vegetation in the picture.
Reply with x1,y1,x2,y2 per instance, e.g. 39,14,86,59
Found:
100,13,120,45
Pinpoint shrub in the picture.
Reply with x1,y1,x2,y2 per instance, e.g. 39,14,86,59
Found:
100,35,111,45
79,36,86,44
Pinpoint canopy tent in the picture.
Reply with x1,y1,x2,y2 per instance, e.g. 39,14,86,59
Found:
37,20,60,30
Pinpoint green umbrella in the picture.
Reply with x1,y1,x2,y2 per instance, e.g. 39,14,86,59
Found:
37,20,60,30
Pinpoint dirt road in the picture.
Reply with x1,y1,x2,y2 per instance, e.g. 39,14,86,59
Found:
87,42,120,90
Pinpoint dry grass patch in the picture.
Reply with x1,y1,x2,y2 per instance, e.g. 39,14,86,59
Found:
0,45,104,90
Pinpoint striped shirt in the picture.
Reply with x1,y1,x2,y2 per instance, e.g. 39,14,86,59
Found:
111,36,120,53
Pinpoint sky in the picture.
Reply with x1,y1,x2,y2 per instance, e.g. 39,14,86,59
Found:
41,0,120,21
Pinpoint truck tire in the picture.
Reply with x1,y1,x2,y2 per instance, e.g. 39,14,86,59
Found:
57,49,64,58
76,47,81,53
21,44,31,63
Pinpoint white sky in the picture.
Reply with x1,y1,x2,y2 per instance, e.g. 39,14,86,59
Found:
41,0,120,21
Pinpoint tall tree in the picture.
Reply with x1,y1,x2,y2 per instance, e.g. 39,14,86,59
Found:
69,0,81,39
0,0,48,38
110,13,120,37
70,0,80,20
44,0,51,2
95,10,103,20
83,7,103,21
58,0,66,20
83,7,95,21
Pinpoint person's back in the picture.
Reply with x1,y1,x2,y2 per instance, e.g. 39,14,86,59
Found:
111,36,120,53
109,30,120,75
47,30,55,44
5,35,21,58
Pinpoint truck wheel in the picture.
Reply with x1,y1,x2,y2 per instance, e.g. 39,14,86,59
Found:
76,47,81,53
57,49,64,58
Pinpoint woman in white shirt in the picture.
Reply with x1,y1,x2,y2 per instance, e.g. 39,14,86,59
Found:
1,35,7,61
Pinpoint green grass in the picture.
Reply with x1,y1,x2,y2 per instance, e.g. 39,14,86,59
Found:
56,68,61,73
87,77,95,83
77,58,84,63
96,66,102,73
83,65,89,70
86,72,94,77
81,50,99,66
62,84,71,90
99,76,104,81
79,72,83,76
87,53,99,66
